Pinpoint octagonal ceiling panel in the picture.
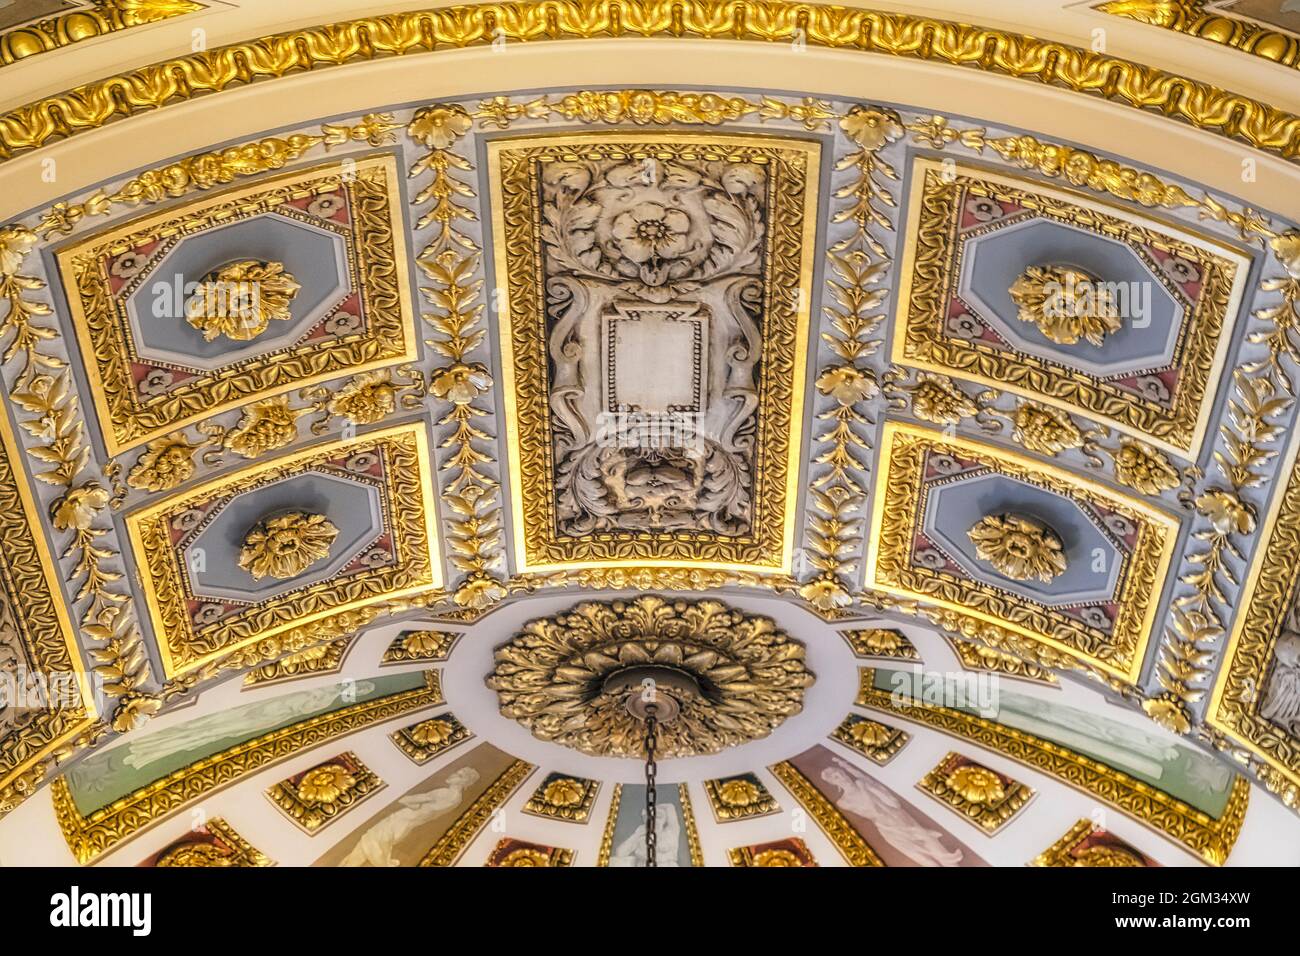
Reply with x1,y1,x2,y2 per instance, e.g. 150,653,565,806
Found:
54,153,417,455
894,159,1252,456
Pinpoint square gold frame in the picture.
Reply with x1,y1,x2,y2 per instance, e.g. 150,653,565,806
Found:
0,406,98,797
489,131,819,574
1208,423,1300,794
866,422,1179,683
894,158,1250,456
125,422,442,678
57,153,418,455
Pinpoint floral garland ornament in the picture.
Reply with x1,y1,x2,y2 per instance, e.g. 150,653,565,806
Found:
0,222,154,737
408,103,506,614
800,105,902,614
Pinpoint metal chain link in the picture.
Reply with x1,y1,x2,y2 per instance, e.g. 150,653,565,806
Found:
644,703,658,868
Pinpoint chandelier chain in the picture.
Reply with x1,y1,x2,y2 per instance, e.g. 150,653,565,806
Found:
644,703,658,868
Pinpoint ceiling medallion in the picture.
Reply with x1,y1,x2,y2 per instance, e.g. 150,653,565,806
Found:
486,596,813,758
967,513,1068,583
185,259,301,341
1008,265,1121,346
238,511,339,580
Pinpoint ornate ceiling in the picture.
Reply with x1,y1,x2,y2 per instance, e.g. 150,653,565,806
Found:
0,0,1298,868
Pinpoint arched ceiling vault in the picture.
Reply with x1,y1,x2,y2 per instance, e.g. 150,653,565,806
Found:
0,0,1297,868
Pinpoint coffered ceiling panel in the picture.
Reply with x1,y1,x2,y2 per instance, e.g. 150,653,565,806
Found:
895,159,1251,457
491,131,818,573
1,0,1299,872
55,154,416,455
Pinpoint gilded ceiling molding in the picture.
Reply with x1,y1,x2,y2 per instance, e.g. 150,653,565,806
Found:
0,407,102,820
488,597,813,757
895,112,1300,738
522,773,600,823
895,158,1251,456
801,105,899,613
948,638,1059,686
144,817,273,867
768,760,884,866
857,670,1249,865
390,712,473,764
406,103,507,615
51,670,443,864
0,2,1298,164
883,370,1196,503
126,423,442,678
1206,423,1300,812
380,629,459,665
485,838,574,866
241,636,356,687
57,153,418,456
1030,817,1159,867
831,714,910,764
1099,1,1300,71
1154,236,1299,735
0,0,202,68
729,837,817,866
867,422,1180,684
703,773,781,822
418,759,535,866
491,129,817,575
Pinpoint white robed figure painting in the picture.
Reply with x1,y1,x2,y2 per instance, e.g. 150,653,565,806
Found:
608,804,683,867
340,767,480,867
820,756,964,867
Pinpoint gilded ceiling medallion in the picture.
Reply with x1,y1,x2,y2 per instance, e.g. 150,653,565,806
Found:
487,596,813,758
238,512,339,581
967,513,1068,583
1008,265,1121,346
184,259,301,342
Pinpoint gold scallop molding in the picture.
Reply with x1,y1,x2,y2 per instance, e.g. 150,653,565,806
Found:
1100,1,1300,71
0,1,1298,164
0,1,202,68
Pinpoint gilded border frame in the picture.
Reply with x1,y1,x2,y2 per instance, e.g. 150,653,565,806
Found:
51,670,443,864
768,760,885,866
0,399,98,797
893,158,1250,456
125,422,442,678
857,670,1249,865
1207,421,1300,793
56,153,417,455
0,2,1298,164
490,131,818,574
866,421,1181,684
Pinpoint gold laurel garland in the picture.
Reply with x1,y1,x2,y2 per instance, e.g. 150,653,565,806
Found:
0,1,1297,165
407,103,508,614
